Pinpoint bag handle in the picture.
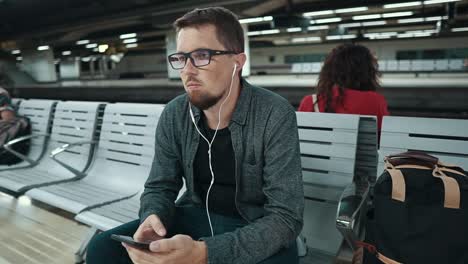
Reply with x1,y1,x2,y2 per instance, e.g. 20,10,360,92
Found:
384,158,462,209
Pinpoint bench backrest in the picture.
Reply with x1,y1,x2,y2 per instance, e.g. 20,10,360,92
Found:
17,99,57,162
378,116,468,175
297,112,360,202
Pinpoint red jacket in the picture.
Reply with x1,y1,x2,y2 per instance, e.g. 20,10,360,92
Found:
298,87,389,133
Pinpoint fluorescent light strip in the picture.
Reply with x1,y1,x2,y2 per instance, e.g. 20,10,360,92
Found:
16,57,22,61
86,43,98,49
37,45,49,51
361,20,387,26
126,43,138,48
62,51,71,56
303,10,334,17
239,16,272,24
382,11,413,18
398,18,425,23
120,33,137,39
287,27,302,32
335,7,368,13
76,40,90,45
384,1,422,8
424,0,460,4
425,16,447,21
353,14,381,20
339,22,362,28
307,25,329,31
292,37,321,43
248,29,280,36
123,38,138,44
315,17,342,24
451,27,468,32
326,34,356,40
11,50,20,54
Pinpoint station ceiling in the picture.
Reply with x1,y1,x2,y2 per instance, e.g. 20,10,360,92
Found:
0,0,467,58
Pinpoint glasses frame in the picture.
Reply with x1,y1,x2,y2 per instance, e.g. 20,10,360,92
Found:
167,49,238,70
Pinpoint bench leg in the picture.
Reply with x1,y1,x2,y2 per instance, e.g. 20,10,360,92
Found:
75,227,99,264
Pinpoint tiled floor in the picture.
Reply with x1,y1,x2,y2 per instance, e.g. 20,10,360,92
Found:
0,192,342,264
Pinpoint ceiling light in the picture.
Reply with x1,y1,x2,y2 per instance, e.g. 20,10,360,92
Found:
308,25,329,31
451,27,468,32
98,44,109,53
361,20,387,26
398,18,425,23
86,43,98,49
123,38,138,44
76,40,90,45
37,45,50,51
81,57,91,62
353,14,382,20
384,2,422,8
335,7,368,13
287,27,302,32
16,56,22,61
303,10,334,17
239,16,272,24
326,34,356,40
425,16,447,21
315,18,342,24
62,51,72,56
382,11,413,18
261,29,280,35
11,50,20,55
120,33,137,39
247,31,261,36
339,22,362,28
126,43,138,48
292,37,321,43
424,0,460,4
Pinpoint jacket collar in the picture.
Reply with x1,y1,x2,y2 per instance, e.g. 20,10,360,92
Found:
189,78,251,126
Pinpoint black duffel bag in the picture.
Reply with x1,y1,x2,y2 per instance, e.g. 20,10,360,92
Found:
358,151,468,264
0,116,31,165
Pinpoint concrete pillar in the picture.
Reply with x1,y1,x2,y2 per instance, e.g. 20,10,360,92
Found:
21,48,57,82
166,31,179,80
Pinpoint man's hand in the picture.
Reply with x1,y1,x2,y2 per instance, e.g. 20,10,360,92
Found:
133,214,167,242
123,234,207,264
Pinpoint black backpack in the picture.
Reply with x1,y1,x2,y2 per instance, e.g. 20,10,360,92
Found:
0,116,32,165
360,151,468,264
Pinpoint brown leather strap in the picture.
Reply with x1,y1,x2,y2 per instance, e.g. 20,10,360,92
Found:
433,167,461,209
377,253,403,264
387,168,406,202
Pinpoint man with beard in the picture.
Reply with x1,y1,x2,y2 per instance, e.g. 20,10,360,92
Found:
86,7,303,264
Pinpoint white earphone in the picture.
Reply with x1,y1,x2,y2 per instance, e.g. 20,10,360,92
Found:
189,63,238,237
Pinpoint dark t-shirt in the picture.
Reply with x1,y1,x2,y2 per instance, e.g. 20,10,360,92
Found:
193,114,240,218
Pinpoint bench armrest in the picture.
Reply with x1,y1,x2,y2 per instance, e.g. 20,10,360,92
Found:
3,133,49,166
336,181,369,251
50,140,96,177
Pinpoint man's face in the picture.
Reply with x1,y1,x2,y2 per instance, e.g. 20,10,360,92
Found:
176,24,236,110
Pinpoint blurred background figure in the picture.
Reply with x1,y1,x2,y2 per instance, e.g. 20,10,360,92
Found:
298,43,389,133
0,73,16,121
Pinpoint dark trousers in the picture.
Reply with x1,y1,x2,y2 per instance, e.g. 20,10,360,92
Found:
86,206,298,264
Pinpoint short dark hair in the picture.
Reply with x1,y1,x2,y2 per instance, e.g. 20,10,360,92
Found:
173,7,244,53
317,43,381,112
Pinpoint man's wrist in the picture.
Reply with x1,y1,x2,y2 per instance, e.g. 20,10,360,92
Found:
195,241,208,264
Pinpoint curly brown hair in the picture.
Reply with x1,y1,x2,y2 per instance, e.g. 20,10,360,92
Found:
316,43,381,113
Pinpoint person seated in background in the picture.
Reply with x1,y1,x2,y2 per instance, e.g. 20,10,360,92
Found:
86,6,303,264
0,85,16,121
298,43,389,134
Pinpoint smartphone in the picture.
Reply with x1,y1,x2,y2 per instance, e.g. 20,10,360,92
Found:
111,234,152,250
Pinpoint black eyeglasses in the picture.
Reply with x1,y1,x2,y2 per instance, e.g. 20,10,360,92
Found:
168,49,238,70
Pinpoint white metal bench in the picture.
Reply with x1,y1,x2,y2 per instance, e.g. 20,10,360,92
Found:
296,112,360,259
25,103,165,214
0,101,102,194
0,99,56,172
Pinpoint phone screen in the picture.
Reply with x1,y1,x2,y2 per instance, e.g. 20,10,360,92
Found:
111,234,152,250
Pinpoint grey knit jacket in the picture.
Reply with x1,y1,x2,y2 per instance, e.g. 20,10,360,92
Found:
139,79,304,264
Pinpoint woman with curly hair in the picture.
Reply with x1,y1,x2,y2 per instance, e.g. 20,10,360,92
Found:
298,43,389,133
